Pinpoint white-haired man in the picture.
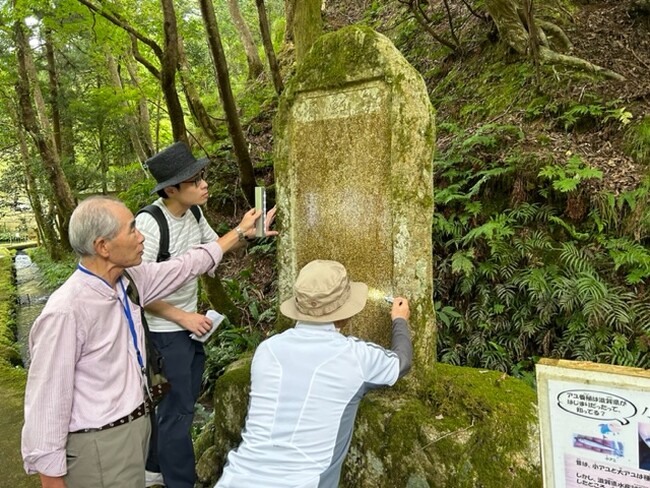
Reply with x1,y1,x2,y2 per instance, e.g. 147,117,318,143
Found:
21,196,260,488
216,259,413,488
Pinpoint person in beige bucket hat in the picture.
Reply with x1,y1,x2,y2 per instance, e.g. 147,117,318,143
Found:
279,259,369,323
216,259,413,488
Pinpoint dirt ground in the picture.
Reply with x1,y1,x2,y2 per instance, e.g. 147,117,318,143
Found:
565,0,650,194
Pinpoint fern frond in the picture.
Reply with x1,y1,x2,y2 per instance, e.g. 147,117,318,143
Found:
559,242,596,274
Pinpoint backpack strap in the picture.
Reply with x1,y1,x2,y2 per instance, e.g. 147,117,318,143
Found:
136,204,202,263
137,205,169,262
189,204,201,223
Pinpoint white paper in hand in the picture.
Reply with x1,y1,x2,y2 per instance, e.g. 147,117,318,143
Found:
189,310,225,342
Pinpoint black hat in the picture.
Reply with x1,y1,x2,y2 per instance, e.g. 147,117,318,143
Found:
145,142,209,194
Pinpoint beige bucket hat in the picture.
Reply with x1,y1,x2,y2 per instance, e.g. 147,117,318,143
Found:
280,260,368,323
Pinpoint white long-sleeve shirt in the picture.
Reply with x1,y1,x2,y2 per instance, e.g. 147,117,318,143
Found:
217,319,412,488
135,199,217,332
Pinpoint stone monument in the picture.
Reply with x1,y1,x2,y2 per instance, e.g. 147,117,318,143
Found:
274,25,436,373
197,26,542,488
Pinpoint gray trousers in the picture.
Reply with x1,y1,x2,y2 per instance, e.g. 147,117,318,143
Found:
65,414,151,488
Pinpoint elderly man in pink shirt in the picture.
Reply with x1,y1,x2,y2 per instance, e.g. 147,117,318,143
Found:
21,196,260,488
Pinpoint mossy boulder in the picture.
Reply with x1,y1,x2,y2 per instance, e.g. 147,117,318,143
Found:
196,360,541,487
0,251,20,368
195,356,252,486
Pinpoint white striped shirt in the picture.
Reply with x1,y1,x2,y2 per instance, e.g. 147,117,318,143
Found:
135,199,217,332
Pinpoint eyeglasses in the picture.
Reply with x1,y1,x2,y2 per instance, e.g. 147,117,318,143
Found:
182,168,206,187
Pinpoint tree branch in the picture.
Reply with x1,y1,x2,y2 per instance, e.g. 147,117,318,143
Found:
130,35,160,79
403,0,458,52
75,0,164,60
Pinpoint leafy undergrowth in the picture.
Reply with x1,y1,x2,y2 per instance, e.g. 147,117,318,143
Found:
380,0,650,380
320,0,650,381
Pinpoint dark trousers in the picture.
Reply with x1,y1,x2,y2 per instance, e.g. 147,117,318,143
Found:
146,331,205,488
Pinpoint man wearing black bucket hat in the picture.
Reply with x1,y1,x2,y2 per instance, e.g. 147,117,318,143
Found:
136,142,276,488
215,260,412,488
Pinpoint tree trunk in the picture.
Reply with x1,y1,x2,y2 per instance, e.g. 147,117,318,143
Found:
227,0,264,81
198,0,257,205
106,52,150,162
292,0,323,62
44,26,77,165
201,275,241,328
14,17,75,254
485,0,529,55
46,29,77,167
97,95,109,195
160,0,188,144
283,0,295,43
44,27,62,157
256,0,284,95
15,110,63,259
125,56,155,158
177,39,221,143
484,0,625,81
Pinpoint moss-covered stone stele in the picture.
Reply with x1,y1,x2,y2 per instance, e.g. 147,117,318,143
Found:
274,26,436,372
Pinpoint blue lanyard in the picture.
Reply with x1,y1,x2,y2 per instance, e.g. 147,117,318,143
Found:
76,264,145,371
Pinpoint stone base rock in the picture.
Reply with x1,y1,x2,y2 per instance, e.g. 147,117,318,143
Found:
195,360,541,487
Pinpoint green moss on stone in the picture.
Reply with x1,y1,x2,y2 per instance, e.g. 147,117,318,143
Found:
196,356,253,484
205,359,541,488
294,25,382,90
195,445,219,484
194,422,216,462
0,251,20,368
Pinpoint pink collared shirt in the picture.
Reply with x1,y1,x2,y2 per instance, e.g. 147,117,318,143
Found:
21,242,223,477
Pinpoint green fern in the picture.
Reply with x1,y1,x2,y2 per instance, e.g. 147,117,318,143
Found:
538,154,603,193
433,121,650,376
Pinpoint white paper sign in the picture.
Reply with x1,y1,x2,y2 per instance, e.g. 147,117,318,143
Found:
536,359,650,488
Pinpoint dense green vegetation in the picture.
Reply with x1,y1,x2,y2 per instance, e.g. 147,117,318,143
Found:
411,5,650,381
0,249,40,487
433,120,650,381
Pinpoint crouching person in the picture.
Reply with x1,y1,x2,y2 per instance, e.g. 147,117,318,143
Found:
216,259,413,488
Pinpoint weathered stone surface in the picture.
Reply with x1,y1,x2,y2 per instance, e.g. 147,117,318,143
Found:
274,25,436,373
202,361,542,488
196,356,251,485
203,24,541,488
